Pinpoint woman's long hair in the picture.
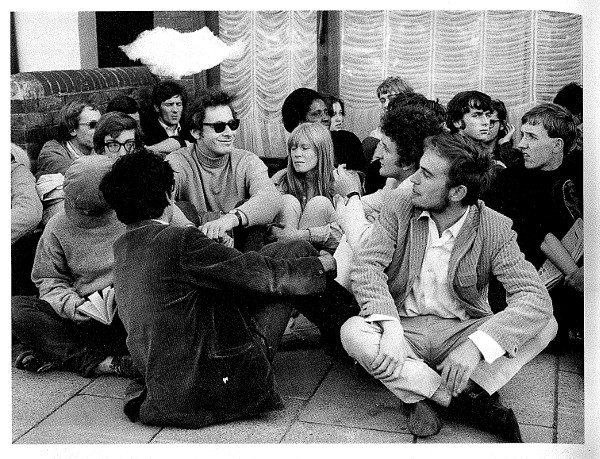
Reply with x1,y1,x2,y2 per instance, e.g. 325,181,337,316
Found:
283,122,335,207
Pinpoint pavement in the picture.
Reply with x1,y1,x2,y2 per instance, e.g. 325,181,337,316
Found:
11,315,584,446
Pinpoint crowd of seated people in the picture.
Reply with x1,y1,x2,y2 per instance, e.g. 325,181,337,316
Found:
10,76,583,442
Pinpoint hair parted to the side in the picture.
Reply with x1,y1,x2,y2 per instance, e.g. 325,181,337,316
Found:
107,95,139,115
424,132,495,206
446,91,493,133
93,112,143,153
284,122,335,207
151,79,187,107
186,88,236,133
57,100,98,141
521,103,578,154
381,96,445,168
99,150,175,225
376,76,414,98
281,88,324,133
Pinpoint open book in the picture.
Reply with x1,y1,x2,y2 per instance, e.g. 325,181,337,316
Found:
538,218,583,290
79,286,116,325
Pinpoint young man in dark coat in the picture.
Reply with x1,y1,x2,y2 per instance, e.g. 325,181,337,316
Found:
100,151,355,428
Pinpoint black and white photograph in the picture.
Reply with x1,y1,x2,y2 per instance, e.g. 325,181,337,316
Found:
7,1,597,456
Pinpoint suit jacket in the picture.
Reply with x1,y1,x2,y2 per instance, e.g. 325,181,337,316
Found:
351,186,552,358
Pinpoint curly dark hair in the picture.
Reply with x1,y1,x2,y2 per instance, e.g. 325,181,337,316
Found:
423,133,495,206
99,150,175,225
93,112,143,153
281,88,323,133
186,88,236,133
380,96,445,168
446,91,492,133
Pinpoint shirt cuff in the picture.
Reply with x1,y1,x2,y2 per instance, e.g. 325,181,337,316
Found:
469,330,505,364
365,314,400,324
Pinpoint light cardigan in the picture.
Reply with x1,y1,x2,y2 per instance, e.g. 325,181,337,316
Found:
167,144,282,226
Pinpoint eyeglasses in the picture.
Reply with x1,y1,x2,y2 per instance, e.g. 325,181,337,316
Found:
79,121,98,129
104,139,136,154
202,119,240,133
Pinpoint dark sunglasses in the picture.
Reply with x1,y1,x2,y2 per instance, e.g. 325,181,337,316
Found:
202,119,240,133
79,121,98,129
104,139,136,153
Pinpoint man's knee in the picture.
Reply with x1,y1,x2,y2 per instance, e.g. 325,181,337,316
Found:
340,316,378,360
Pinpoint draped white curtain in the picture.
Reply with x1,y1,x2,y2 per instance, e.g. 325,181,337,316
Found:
340,10,582,141
218,10,582,155
219,11,317,158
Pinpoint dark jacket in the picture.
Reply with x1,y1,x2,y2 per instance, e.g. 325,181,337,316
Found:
113,221,328,428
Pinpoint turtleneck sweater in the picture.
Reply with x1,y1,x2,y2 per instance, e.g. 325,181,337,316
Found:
166,144,282,226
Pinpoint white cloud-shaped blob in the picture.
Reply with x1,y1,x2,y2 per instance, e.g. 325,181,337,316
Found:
120,26,246,79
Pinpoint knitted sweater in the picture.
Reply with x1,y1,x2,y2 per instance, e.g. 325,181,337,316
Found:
32,210,124,319
166,144,282,226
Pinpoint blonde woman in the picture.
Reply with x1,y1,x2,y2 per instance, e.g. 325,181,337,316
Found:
271,122,342,253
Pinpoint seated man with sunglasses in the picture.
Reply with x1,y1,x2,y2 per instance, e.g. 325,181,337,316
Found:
166,89,283,250
35,100,102,224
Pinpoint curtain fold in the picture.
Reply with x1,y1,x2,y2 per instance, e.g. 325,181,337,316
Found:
219,10,582,152
219,11,317,158
339,10,582,141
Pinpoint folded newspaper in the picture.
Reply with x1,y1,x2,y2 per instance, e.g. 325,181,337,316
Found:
538,218,583,289
79,286,116,325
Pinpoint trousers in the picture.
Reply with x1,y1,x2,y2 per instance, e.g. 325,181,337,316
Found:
340,313,557,403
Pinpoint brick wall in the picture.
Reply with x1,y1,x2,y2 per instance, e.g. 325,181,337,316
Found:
10,67,161,162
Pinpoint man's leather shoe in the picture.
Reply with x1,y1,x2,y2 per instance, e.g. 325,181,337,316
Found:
448,387,523,443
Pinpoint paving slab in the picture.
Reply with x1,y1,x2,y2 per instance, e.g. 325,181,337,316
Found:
80,375,131,399
558,348,584,375
12,368,92,442
499,352,557,427
556,370,584,444
273,349,333,400
416,420,500,443
282,421,413,443
15,394,160,444
416,415,553,443
299,362,408,433
152,397,305,443
520,424,555,443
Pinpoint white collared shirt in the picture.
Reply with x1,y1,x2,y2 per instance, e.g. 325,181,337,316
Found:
158,118,181,138
403,208,471,319
367,206,505,363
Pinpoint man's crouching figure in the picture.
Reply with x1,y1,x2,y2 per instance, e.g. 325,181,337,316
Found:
341,133,557,442
99,151,340,428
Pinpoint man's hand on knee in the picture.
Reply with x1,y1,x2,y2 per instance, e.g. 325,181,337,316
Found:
370,320,406,382
436,339,482,397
